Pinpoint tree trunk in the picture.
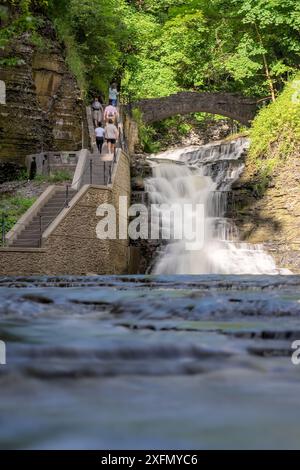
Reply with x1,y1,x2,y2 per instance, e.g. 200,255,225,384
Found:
254,23,276,102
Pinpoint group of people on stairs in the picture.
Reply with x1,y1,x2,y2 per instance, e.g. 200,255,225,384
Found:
92,83,120,155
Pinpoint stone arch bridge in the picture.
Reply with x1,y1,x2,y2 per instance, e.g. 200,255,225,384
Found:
127,92,259,126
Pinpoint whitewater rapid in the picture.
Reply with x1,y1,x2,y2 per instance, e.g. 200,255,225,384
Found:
146,139,291,275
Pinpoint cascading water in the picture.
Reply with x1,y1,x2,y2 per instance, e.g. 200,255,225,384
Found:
146,138,290,275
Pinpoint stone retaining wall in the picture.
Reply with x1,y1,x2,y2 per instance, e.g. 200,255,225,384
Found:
0,151,131,275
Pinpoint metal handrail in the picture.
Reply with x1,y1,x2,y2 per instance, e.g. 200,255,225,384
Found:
89,159,93,185
1,184,74,248
1,213,7,247
38,183,74,247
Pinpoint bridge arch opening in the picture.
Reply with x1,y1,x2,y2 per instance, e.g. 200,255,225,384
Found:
127,91,258,127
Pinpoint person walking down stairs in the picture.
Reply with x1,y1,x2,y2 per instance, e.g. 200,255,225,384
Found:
109,83,119,107
105,119,119,155
92,97,103,127
95,122,105,154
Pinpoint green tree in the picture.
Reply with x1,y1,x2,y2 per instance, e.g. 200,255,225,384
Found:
49,0,130,95
121,0,300,100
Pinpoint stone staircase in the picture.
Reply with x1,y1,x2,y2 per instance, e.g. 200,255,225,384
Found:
7,107,124,248
10,187,77,248
9,152,115,248
81,158,113,186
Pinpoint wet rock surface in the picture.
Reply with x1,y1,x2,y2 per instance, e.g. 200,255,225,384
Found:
234,150,300,273
157,117,235,150
0,275,300,449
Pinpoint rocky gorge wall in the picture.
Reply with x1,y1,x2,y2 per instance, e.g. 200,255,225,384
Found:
233,149,300,273
0,22,88,167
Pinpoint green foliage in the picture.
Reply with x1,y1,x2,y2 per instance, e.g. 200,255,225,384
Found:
0,0,49,64
251,157,280,196
249,74,300,181
121,0,300,100
34,170,72,183
0,195,37,245
140,125,161,153
53,16,87,92
132,108,161,153
0,57,25,66
29,29,49,51
177,122,192,136
16,168,30,181
49,0,130,97
4,0,299,103
152,114,193,138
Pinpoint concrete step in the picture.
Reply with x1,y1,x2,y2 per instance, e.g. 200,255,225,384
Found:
40,205,66,212
12,241,40,247
28,216,57,225
44,198,70,204
17,234,42,240
39,206,62,212
46,192,76,200
32,214,56,221
43,200,65,206
13,235,41,242
10,187,78,248
42,207,68,212
38,207,60,217
53,191,76,197
28,218,55,228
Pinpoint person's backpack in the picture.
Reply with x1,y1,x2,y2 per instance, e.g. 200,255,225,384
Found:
92,102,101,111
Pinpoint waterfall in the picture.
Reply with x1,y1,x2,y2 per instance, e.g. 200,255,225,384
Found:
145,138,291,275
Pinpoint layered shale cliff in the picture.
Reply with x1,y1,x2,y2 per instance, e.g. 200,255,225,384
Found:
0,21,88,166
233,150,300,273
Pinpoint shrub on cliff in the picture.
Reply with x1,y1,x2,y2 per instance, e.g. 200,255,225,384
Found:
249,74,300,180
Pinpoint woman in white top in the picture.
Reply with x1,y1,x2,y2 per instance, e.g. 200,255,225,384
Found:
95,123,105,154
105,119,119,155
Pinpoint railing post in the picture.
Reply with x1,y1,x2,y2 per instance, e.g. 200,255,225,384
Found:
1,213,6,246
89,159,93,185
108,164,112,185
39,215,43,248
65,184,69,208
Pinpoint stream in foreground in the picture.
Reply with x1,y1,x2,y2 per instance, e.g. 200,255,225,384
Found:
0,275,300,449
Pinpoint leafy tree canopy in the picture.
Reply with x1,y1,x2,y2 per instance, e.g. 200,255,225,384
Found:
2,0,300,101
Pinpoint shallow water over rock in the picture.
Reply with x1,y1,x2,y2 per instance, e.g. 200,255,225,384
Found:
0,275,300,449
